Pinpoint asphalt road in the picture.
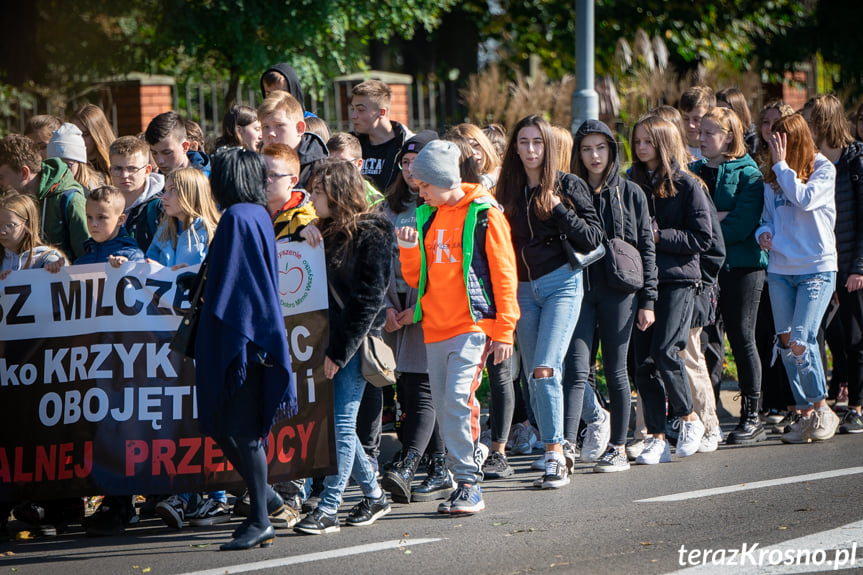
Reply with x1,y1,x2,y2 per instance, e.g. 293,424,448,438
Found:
4,396,863,575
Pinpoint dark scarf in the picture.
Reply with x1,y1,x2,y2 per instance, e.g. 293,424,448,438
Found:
194,202,297,437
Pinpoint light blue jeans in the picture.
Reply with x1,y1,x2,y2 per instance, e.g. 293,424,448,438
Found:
516,264,583,446
319,354,378,514
767,271,836,408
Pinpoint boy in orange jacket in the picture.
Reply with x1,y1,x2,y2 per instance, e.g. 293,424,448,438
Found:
396,140,519,515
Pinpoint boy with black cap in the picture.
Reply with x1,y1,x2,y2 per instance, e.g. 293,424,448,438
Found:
396,140,519,515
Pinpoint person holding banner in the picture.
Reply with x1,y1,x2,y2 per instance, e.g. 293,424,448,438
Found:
195,147,298,551
295,159,394,535
0,191,67,276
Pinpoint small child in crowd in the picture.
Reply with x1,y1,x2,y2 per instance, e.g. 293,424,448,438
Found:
76,185,145,266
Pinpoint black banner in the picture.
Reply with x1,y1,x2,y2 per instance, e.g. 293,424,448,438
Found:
0,241,336,500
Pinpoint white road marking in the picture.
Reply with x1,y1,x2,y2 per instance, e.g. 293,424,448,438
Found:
635,467,863,503
177,537,442,575
667,519,863,574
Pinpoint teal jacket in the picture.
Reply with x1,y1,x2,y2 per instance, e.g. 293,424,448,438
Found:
690,155,767,270
36,158,89,260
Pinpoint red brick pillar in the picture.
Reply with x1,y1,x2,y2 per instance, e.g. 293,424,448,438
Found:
102,74,175,137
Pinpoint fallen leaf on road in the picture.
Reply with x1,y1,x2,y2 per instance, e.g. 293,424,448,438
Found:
492,522,510,526
640,542,652,546
191,544,210,548
15,532,32,541
142,568,151,573
778,526,788,530
794,508,813,512
0,552,15,557
404,550,412,555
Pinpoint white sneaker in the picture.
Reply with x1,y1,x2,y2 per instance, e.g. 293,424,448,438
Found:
580,408,611,462
675,418,705,458
476,442,490,468
635,437,670,465
510,422,538,455
810,408,840,441
697,427,722,453
530,455,546,470
625,438,646,461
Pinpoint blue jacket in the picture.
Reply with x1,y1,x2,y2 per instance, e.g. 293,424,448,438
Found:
147,217,210,267
187,150,211,177
75,229,145,264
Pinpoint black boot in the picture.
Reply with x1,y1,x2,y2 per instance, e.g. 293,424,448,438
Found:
727,394,767,444
410,454,454,502
381,450,421,504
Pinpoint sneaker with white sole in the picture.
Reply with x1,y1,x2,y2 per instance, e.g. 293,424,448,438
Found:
448,483,485,515
810,408,840,441
839,410,863,434
697,427,722,453
293,507,340,535
594,445,630,473
536,454,570,489
781,414,813,444
561,440,578,472
580,408,611,462
346,493,390,526
635,437,671,465
530,455,546,471
189,498,230,526
625,438,646,461
675,418,705,458
509,422,538,455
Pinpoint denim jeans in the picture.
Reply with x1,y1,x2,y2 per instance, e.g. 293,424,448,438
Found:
516,264,583,446
319,355,378,514
767,271,836,408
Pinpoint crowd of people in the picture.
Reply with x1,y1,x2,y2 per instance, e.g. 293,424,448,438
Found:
2,62,863,550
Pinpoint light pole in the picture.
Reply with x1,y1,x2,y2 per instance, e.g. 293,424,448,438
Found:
571,0,598,134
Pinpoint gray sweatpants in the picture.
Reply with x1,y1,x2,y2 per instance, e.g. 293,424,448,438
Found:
426,332,490,485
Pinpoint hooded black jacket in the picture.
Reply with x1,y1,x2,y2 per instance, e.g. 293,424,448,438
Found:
834,140,863,278
573,119,658,310
631,161,713,285
296,132,329,189
260,63,305,110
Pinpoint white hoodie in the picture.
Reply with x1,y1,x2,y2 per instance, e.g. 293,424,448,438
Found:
755,153,837,275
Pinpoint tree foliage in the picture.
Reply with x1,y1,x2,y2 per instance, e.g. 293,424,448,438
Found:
480,0,811,79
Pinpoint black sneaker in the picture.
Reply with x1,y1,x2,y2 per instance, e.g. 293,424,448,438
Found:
839,410,863,434
85,498,136,537
482,451,514,479
155,495,186,529
293,507,340,535
772,411,800,434
346,494,390,526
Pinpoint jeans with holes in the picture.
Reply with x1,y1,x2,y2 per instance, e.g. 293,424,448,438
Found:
766,272,836,408
516,264,583,446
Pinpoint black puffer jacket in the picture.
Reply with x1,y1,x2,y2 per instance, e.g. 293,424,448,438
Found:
834,141,863,278
636,165,713,285
574,119,658,310
507,171,603,282
326,213,394,367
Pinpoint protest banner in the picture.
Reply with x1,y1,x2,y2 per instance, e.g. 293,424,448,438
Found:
0,240,335,500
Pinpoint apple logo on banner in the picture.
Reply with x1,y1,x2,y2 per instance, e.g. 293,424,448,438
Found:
277,245,317,311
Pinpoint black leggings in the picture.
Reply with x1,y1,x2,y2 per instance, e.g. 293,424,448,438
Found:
396,372,445,456
718,267,765,397
485,353,515,444
565,284,637,446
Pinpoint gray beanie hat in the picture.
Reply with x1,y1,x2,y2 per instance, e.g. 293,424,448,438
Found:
47,123,88,164
409,140,461,189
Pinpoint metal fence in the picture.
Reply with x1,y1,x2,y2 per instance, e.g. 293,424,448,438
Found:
0,76,468,139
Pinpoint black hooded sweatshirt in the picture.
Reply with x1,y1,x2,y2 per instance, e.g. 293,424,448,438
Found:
260,63,306,111
573,119,658,310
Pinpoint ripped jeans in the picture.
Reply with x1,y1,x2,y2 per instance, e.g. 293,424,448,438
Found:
766,271,835,408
